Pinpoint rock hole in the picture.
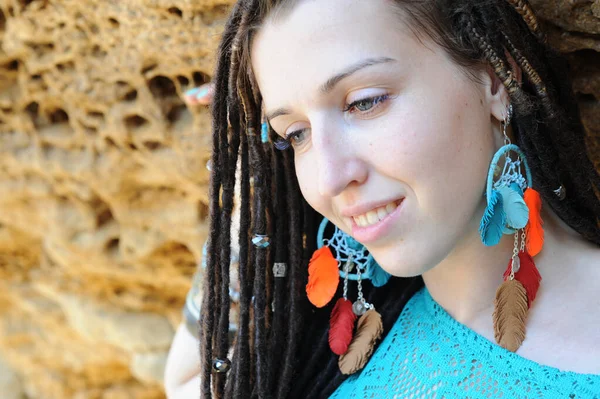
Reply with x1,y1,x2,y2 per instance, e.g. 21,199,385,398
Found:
143,141,163,151
88,111,104,121
123,89,137,101
105,238,119,252
25,102,39,120
192,71,210,86
104,137,118,147
91,45,106,58
166,104,187,123
198,201,209,220
148,75,176,98
56,62,74,72
124,115,148,130
96,205,114,227
4,59,18,71
31,43,54,55
108,18,119,28
176,75,189,87
0,10,5,31
20,0,35,8
128,142,138,150
168,7,183,17
141,62,158,75
48,108,69,124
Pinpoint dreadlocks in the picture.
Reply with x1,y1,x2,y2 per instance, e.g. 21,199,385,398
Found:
200,1,600,398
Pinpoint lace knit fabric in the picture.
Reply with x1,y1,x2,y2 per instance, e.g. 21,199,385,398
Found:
331,288,600,398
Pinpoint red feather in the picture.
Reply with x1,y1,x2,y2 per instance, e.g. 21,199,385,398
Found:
502,251,541,308
329,298,356,355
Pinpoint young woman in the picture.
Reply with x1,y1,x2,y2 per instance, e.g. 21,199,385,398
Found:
200,0,600,397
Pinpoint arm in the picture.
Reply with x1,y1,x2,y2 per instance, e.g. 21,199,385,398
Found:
164,323,201,398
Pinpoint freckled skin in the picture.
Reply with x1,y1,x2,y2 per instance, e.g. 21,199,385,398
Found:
252,0,509,276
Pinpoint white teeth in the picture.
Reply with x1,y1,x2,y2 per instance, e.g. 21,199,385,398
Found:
351,200,401,227
357,215,368,227
366,211,378,225
386,202,397,213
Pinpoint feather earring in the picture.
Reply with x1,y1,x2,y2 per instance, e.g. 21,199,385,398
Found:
338,253,383,374
309,218,388,373
329,259,356,355
484,105,544,352
524,188,544,256
306,246,339,308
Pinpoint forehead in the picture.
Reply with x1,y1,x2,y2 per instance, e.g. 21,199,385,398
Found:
251,0,426,108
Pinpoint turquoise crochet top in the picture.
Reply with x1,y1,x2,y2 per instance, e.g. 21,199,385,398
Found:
331,287,600,398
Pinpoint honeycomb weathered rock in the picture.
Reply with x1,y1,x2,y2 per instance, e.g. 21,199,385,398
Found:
0,0,598,398
0,0,234,397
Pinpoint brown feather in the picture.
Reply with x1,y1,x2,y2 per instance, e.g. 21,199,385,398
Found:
338,309,383,375
492,279,529,352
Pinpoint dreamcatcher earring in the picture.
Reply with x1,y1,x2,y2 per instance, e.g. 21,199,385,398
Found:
305,218,390,374
479,104,544,352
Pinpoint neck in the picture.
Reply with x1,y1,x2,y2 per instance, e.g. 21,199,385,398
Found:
421,203,586,325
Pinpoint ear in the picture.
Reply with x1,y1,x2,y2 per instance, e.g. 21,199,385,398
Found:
484,50,523,122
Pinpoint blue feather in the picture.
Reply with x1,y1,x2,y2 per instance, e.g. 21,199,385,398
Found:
510,182,524,196
368,260,391,287
502,183,525,234
479,190,506,246
499,185,529,229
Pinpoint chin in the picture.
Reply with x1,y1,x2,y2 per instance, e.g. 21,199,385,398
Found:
370,249,426,278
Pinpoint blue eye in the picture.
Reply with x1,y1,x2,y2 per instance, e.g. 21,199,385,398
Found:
343,94,390,114
274,128,309,150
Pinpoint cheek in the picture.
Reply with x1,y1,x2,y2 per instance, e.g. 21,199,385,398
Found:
294,157,324,213
372,90,493,220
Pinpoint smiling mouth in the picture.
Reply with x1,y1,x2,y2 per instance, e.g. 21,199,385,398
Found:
351,199,403,227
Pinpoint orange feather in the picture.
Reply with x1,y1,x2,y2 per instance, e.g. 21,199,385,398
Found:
306,246,339,308
524,188,544,256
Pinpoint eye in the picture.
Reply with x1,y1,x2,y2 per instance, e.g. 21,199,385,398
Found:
343,94,390,115
274,128,310,150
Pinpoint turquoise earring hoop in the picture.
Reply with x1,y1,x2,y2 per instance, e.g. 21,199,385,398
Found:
317,217,391,287
479,105,533,246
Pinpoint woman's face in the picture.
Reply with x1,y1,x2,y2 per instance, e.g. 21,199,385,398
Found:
251,0,508,276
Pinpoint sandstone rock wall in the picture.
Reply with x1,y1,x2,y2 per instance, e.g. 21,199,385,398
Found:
0,0,233,397
0,1,598,398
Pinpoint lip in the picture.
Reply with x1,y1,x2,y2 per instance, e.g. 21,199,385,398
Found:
350,198,405,243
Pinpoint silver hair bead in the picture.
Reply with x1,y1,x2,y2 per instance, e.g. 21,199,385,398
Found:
212,358,231,373
554,185,566,201
273,262,287,277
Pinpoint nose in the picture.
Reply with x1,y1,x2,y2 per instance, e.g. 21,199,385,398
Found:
312,121,368,198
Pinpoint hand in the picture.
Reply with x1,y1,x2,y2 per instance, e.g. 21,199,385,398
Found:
183,82,214,106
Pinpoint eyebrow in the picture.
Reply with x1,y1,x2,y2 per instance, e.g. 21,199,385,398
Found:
265,56,396,121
